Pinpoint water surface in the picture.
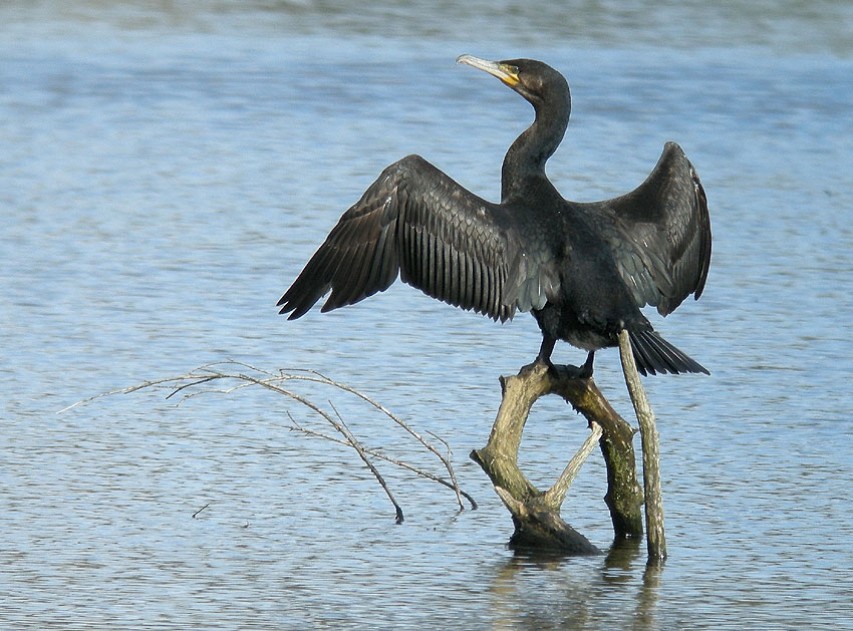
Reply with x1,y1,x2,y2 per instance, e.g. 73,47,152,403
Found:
2,2,852,629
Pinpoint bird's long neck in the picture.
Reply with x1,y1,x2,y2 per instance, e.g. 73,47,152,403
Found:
501,96,570,201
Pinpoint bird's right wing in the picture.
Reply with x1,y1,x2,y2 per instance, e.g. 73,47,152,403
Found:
277,155,551,321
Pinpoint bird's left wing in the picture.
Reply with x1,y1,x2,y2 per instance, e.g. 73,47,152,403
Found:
577,142,712,316
278,155,546,321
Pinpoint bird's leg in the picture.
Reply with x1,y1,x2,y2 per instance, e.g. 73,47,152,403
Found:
522,339,594,380
522,335,558,375
578,351,595,379
536,335,557,365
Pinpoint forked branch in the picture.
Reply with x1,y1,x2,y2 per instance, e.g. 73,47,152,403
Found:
471,362,643,553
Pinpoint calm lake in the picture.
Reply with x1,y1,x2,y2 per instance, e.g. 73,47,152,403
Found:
2,1,852,628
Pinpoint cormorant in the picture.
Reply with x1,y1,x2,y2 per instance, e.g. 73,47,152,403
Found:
278,55,711,377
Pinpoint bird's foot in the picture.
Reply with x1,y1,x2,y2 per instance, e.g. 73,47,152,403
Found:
553,352,595,380
520,356,558,378
558,363,592,380
522,350,593,380
577,351,595,379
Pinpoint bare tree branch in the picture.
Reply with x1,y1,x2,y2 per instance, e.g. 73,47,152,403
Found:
60,360,477,520
618,330,667,563
328,400,405,524
286,417,478,509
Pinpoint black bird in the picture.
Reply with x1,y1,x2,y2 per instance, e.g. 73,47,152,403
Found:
278,55,711,377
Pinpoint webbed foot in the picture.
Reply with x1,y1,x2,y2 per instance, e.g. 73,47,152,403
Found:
520,356,558,377
553,351,595,380
578,351,595,379
522,336,559,376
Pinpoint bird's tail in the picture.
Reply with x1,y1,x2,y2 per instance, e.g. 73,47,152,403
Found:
627,328,709,376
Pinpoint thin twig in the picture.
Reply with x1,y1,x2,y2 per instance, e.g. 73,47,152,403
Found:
165,375,220,399
287,419,478,509
212,361,469,511
60,360,476,519
274,368,468,508
192,503,210,519
426,430,467,510
328,400,404,524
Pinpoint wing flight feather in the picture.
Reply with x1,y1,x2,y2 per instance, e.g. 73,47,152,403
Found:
278,155,549,321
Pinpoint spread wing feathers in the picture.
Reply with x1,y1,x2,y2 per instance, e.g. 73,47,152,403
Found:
580,142,712,316
277,155,546,321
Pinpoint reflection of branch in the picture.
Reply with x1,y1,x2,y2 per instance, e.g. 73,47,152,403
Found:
60,361,476,521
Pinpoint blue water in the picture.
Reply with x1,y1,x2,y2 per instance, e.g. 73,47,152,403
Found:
2,2,853,628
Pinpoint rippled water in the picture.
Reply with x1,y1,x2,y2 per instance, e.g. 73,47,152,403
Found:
3,2,852,629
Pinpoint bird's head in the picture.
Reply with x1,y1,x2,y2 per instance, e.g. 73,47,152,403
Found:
457,54,570,110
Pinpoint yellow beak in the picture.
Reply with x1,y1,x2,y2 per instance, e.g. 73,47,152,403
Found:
457,54,520,88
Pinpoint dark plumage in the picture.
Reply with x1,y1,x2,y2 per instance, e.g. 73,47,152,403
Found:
278,55,712,376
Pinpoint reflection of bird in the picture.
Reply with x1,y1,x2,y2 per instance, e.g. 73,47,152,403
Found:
278,55,711,377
